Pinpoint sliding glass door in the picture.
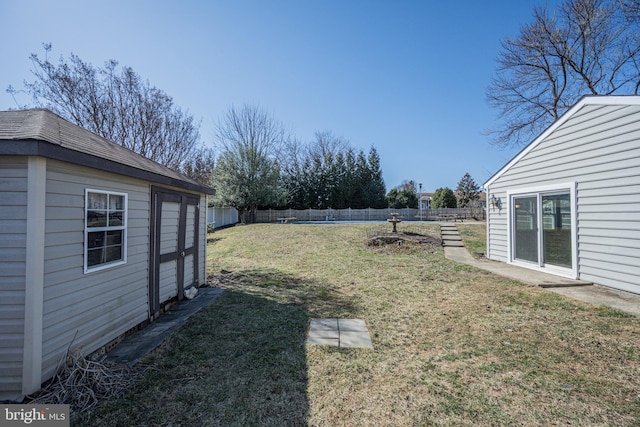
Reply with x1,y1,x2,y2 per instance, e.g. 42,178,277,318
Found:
514,196,538,263
511,189,574,272
542,193,572,268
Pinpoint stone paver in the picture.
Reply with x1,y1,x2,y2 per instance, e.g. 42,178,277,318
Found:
310,318,338,330
338,318,367,331
307,318,373,349
306,336,340,347
340,331,373,348
308,329,339,339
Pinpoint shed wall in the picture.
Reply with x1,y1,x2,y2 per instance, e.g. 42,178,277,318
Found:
197,196,206,287
487,104,640,293
41,160,151,381
0,157,27,399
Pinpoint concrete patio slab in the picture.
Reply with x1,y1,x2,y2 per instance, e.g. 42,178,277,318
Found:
310,318,338,330
308,329,340,339
444,245,640,317
338,318,367,331
106,287,224,364
340,331,373,348
307,318,373,349
306,336,340,347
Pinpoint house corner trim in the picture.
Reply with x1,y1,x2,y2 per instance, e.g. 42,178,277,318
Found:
22,156,46,395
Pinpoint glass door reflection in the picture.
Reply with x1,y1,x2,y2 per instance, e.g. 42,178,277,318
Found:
514,196,538,263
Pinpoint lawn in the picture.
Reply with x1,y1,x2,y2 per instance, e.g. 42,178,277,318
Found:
456,222,486,258
77,222,640,426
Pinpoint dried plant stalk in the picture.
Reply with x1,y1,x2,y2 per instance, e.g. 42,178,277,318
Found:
27,348,146,411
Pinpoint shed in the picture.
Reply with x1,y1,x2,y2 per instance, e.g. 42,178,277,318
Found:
0,109,214,401
484,96,640,295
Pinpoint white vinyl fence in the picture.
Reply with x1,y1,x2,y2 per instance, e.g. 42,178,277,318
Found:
207,206,239,229
255,207,484,223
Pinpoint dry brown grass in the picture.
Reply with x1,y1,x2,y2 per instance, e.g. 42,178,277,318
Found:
77,223,640,426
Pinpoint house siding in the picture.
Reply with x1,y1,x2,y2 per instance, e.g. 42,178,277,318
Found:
41,160,151,381
487,103,640,293
0,157,27,399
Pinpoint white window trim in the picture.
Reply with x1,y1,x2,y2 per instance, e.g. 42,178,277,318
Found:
506,182,578,279
84,189,128,274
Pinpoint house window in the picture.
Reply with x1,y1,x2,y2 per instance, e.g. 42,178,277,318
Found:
84,189,127,273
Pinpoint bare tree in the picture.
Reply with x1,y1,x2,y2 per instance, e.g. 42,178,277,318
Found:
180,146,216,187
308,130,350,160
487,0,640,147
10,45,201,169
212,104,289,222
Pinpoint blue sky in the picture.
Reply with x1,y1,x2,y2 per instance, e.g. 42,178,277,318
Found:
1,0,559,191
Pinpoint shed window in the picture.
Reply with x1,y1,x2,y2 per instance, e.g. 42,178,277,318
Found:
85,190,127,273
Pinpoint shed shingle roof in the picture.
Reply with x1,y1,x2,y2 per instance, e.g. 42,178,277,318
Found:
0,109,214,194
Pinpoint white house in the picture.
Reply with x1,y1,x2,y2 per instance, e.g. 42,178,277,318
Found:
484,96,640,295
0,109,214,401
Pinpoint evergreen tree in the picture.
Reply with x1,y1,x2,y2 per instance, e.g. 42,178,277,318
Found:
342,149,357,208
351,150,369,208
364,147,387,208
455,172,480,208
279,136,388,209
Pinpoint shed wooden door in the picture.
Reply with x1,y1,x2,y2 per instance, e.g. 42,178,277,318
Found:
149,187,200,318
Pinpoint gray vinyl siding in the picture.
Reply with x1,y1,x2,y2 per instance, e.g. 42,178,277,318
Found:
198,195,206,286
41,160,151,381
0,157,27,399
486,190,509,261
487,103,640,293
0,155,209,395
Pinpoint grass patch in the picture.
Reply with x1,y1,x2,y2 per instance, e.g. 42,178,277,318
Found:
77,223,640,426
456,222,487,258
